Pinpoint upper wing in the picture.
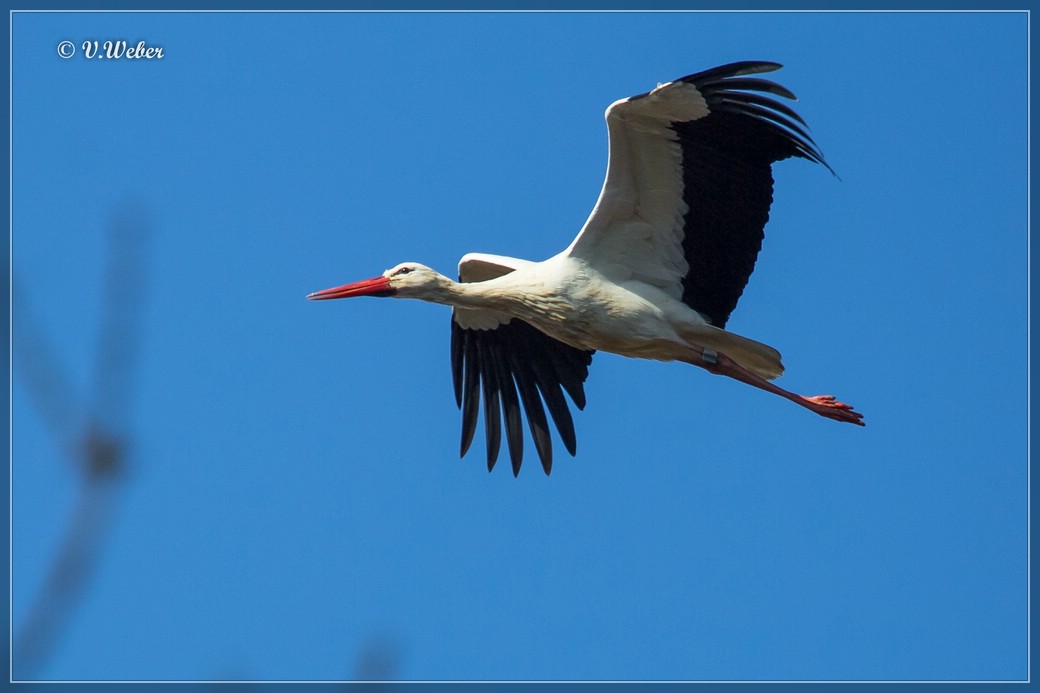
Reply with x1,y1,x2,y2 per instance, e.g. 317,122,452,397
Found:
451,254,594,477
565,61,831,328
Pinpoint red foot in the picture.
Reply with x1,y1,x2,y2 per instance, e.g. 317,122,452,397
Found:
801,395,865,426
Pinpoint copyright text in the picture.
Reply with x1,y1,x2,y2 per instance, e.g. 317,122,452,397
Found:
57,40,165,60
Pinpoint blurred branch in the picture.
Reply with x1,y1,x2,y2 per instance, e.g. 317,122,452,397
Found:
91,204,151,437
13,470,121,678
352,634,401,683
11,277,85,459
13,203,152,679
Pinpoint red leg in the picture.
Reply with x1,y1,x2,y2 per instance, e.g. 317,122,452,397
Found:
687,348,865,426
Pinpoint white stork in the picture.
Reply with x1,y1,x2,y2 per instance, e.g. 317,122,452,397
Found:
309,61,864,476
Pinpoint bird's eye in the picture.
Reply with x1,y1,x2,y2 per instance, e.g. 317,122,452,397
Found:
395,267,412,276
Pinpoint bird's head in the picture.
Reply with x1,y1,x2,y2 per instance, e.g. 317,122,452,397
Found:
307,262,450,302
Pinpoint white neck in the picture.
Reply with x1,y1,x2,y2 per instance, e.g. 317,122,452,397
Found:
419,273,518,312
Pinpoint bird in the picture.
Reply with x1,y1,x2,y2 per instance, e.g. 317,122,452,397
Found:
308,60,864,476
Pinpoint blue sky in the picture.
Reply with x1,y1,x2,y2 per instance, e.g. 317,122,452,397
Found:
10,9,1028,682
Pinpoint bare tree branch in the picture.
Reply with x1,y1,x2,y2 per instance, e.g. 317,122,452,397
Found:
13,203,152,679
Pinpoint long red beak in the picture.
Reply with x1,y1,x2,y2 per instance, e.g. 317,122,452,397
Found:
307,275,396,300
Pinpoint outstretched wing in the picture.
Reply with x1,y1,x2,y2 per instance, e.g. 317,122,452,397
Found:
566,61,832,328
451,253,594,477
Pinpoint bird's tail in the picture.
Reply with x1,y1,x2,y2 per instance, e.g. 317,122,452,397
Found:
683,325,784,380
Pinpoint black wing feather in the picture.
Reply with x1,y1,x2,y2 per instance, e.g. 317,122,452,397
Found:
476,338,502,471
714,91,808,127
507,347,553,476
671,61,832,328
493,341,525,470
458,334,481,458
529,353,578,457
450,315,593,476
697,76,798,101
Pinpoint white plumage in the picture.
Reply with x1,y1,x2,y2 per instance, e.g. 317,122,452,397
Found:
309,61,863,476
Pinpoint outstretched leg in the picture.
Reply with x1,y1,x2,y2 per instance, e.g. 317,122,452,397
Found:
684,347,865,426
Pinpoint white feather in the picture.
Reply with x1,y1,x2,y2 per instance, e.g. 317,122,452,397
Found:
564,80,713,299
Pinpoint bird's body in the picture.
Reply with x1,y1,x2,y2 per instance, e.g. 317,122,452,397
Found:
448,253,774,373
310,61,864,475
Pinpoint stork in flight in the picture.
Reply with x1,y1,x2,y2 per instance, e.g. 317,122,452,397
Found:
309,61,864,476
